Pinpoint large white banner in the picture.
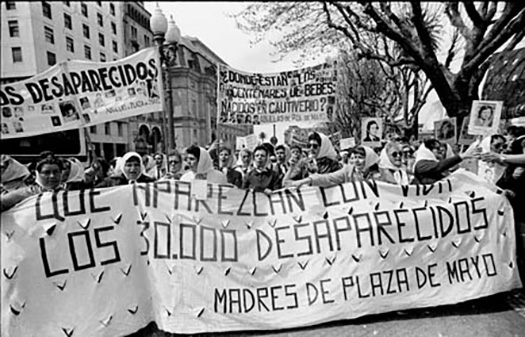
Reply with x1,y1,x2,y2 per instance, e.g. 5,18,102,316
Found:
218,63,337,126
0,47,163,139
1,170,521,336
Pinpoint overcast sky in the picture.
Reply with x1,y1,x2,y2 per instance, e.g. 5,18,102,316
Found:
144,1,315,74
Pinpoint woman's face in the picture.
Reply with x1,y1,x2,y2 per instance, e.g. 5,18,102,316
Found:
240,151,251,166
168,156,182,174
291,148,301,160
387,145,403,167
185,153,199,172
350,152,365,171
219,150,230,166
253,149,268,169
481,107,492,120
39,164,62,190
123,158,141,180
490,138,506,154
370,123,379,136
308,140,320,157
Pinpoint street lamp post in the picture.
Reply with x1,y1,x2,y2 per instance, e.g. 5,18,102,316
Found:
150,5,181,151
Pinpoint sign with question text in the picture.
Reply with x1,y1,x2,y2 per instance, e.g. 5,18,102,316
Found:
1,170,521,336
217,63,337,126
0,47,163,139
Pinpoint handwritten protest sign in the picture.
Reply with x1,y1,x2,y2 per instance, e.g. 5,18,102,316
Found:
0,48,163,139
217,63,337,126
1,170,521,336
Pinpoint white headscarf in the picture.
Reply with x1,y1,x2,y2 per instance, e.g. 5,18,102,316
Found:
1,155,30,183
65,158,85,183
314,132,337,160
117,152,145,181
362,146,380,172
196,147,214,174
379,142,409,185
478,135,505,184
414,142,438,166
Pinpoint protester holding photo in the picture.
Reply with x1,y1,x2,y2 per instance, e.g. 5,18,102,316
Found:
180,145,227,184
476,134,507,184
96,152,155,187
413,138,480,185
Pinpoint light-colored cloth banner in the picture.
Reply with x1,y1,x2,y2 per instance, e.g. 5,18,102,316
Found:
0,47,163,139
1,170,521,336
218,63,337,126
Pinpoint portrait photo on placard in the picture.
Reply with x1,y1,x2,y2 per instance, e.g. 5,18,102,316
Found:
458,116,476,145
468,100,503,135
434,117,457,144
59,100,80,123
361,117,382,146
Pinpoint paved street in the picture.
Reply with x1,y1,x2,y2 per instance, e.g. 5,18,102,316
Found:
134,289,525,337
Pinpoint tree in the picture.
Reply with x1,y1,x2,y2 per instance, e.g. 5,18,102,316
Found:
232,1,525,121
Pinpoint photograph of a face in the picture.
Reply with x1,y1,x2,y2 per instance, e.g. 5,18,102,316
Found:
434,117,457,144
468,100,503,136
361,117,382,146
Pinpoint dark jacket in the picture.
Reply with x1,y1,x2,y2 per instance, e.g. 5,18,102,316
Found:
413,156,462,185
222,167,243,188
243,168,281,192
95,174,155,188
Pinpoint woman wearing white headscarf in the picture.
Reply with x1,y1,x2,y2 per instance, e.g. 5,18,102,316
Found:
180,145,227,184
303,132,342,176
61,157,87,190
413,138,480,185
96,152,155,188
376,141,410,185
477,134,507,184
285,145,379,188
1,155,32,194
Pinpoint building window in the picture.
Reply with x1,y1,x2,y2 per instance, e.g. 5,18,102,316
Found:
117,122,123,136
42,2,52,19
97,13,103,27
66,36,74,52
8,20,19,37
110,4,115,16
84,45,91,60
112,41,118,53
99,33,105,46
6,1,16,10
47,51,56,66
144,35,150,47
44,26,54,44
83,24,90,39
90,125,97,134
81,3,88,17
131,26,137,39
63,1,70,6
105,122,110,135
100,52,106,62
111,22,117,35
12,47,22,63
63,13,72,29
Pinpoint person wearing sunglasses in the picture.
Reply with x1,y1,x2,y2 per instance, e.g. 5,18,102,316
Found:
376,141,410,185
304,132,342,176
161,150,185,180
413,138,480,185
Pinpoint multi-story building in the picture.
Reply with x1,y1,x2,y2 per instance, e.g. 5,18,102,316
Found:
0,1,250,162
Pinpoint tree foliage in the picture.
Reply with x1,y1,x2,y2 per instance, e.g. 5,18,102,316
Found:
232,1,525,121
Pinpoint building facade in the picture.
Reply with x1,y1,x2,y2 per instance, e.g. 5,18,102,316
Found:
0,1,250,162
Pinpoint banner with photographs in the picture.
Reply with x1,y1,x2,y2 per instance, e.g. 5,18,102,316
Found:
467,101,503,136
217,63,337,126
0,47,163,139
434,117,457,145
